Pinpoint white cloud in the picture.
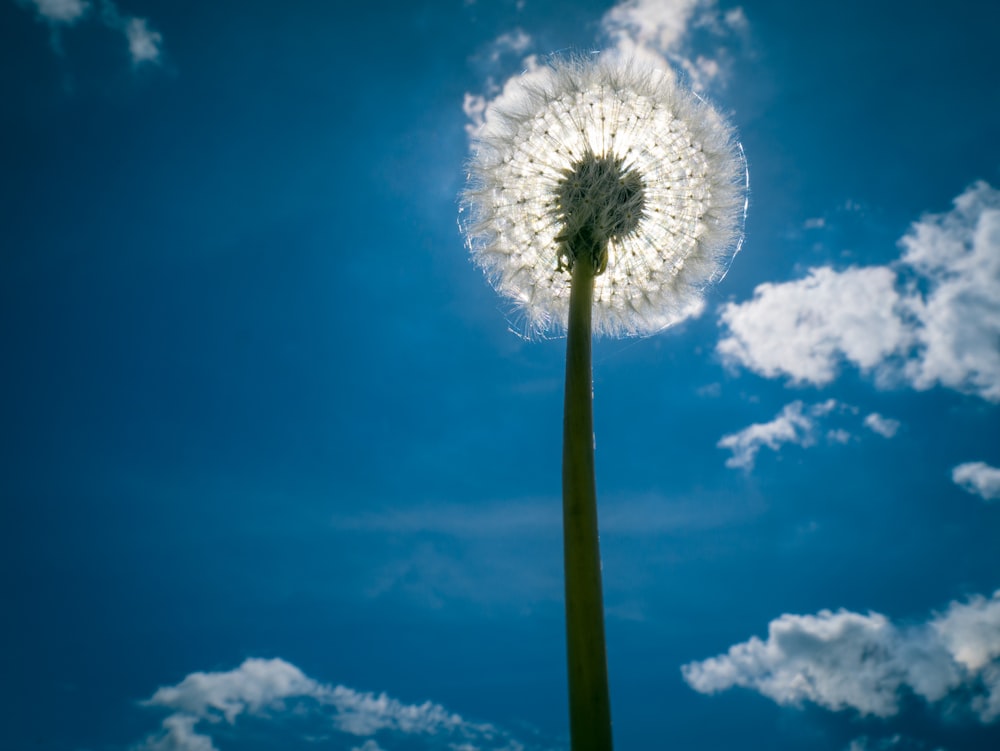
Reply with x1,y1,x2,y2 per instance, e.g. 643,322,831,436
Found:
29,0,88,23
328,684,470,737
718,182,1000,403
600,0,749,90
719,401,910,470
601,0,702,58
899,182,1000,400
137,658,527,751
723,7,748,31
135,714,218,751
19,0,164,67
952,462,1000,502
144,657,321,724
827,428,851,444
461,29,538,138
844,735,937,751
464,1,750,138
682,590,1000,722
125,17,163,65
717,400,856,470
487,28,531,61
864,413,900,438
683,609,931,716
717,266,910,386
99,1,164,66
717,401,816,469
462,92,488,136
932,592,1000,673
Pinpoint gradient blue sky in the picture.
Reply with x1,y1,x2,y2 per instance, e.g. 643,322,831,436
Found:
2,2,999,750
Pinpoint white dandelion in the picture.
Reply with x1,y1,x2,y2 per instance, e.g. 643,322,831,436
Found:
459,54,747,751
462,54,747,338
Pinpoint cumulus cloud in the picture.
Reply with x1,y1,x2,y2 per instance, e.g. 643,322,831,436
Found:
952,462,1000,502
900,183,1000,400
718,182,1000,403
717,399,859,470
135,657,532,751
143,657,322,724
864,413,901,438
717,266,911,386
682,590,1000,722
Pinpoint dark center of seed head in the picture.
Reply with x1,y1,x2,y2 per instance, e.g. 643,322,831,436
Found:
555,151,646,275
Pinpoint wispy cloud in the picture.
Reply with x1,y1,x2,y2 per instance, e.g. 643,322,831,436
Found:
124,16,163,65
863,413,901,438
718,182,1000,402
463,0,751,138
135,713,216,751
487,28,532,61
135,658,540,751
332,492,759,610
845,735,939,751
601,0,703,59
462,28,537,136
717,399,863,470
717,401,821,470
18,0,163,67
27,0,88,24
600,0,750,90
98,0,162,65
682,590,1000,722
952,461,1000,502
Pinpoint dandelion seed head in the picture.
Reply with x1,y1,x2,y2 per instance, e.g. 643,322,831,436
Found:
461,54,747,338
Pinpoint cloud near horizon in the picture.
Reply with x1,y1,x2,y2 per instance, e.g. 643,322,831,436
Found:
718,181,1000,403
682,590,1000,722
135,658,534,751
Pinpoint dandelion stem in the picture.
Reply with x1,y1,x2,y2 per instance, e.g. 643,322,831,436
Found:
562,252,613,751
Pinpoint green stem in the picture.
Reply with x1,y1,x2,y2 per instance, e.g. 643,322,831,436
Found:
562,254,613,751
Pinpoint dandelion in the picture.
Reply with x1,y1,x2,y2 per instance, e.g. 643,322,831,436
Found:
460,54,746,751
462,54,746,338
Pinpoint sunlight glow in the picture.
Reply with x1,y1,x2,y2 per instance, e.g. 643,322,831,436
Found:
462,55,746,337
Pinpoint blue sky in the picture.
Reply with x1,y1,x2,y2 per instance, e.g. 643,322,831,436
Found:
2,1,999,750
